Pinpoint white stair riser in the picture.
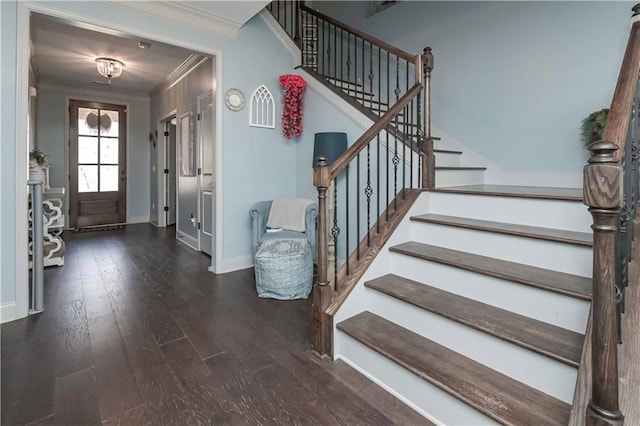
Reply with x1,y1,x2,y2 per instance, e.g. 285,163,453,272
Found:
367,288,577,403
410,222,592,277
428,192,592,233
434,152,461,167
337,334,498,426
390,253,590,333
435,169,485,187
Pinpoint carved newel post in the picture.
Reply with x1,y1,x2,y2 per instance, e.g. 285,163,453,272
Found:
421,47,435,189
583,141,624,426
312,156,333,357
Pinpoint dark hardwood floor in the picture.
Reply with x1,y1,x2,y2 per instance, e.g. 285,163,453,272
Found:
1,224,427,425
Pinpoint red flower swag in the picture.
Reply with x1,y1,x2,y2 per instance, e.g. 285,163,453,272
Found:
279,74,306,139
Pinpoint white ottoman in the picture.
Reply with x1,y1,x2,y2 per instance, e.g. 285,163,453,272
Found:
254,238,313,300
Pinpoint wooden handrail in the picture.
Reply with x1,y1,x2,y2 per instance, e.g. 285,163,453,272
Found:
328,83,423,180
603,20,640,162
300,4,416,63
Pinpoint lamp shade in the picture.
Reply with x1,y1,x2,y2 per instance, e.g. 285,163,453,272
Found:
313,132,348,167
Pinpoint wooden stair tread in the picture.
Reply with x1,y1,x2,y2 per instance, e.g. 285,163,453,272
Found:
411,214,593,247
337,312,571,426
389,242,592,300
435,166,487,171
432,185,583,201
366,274,584,367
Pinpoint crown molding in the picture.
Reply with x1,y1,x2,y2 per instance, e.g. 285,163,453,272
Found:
148,55,209,97
111,1,240,40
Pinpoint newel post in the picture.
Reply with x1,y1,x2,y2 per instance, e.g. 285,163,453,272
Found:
421,47,435,189
312,156,333,357
583,141,624,426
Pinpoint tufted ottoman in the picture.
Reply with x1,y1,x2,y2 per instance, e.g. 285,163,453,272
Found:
254,238,313,300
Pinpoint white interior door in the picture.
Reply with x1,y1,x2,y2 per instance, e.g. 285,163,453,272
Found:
198,92,214,256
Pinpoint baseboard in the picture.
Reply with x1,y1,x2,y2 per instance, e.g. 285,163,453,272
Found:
128,215,149,224
221,255,254,273
1,302,17,324
176,231,199,251
149,220,159,228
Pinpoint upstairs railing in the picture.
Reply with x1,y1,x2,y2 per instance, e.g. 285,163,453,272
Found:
583,4,640,425
267,1,434,356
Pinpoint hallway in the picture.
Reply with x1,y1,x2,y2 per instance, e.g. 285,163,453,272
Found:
1,224,425,425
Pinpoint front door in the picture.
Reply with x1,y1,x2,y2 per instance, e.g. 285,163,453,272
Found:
69,100,126,228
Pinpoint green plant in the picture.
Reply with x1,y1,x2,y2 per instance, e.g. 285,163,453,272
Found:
581,108,609,148
29,148,49,166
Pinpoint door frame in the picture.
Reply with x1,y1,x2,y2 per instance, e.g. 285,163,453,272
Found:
64,95,132,229
156,110,178,229
68,99,128,228
12,2,225,322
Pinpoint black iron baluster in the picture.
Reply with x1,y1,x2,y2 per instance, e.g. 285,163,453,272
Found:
395,56,401,102
357,153,361,261
326,22,331,78
345,167,350,276
366,143,372,247
402,103,407,199
393,110,399,210
386,51,390,111
331,177,339,284
376,133,381,233
361,38,365,107
346,32,351,82
333,23,337,81
386,128,390,221
369,42,374,107
340,28,344,83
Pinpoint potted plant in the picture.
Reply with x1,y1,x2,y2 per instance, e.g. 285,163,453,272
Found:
29,148,49,185
581,108,609,148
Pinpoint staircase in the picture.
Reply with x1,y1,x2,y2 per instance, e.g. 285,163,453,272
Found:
266,1,638,424
332,186,591,424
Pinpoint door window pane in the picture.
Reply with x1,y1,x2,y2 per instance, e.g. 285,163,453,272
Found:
78,165,98,192
100,138,119,164
100,110,119,137
100,165,119,192
78,136,98,164
78,107,99,135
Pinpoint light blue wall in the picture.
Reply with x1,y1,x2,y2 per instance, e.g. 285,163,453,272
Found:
1,1,18,305
313,1,634,173
220,16,299,259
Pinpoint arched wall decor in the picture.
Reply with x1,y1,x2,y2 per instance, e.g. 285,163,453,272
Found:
249,84,275,129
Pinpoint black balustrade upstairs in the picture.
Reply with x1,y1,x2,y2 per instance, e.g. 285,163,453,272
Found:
267,0,434,357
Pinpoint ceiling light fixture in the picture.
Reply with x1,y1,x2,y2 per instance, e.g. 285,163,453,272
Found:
95,57,124,82
138,41,151,50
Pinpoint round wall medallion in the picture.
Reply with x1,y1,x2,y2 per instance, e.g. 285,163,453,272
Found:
225,88,245,111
